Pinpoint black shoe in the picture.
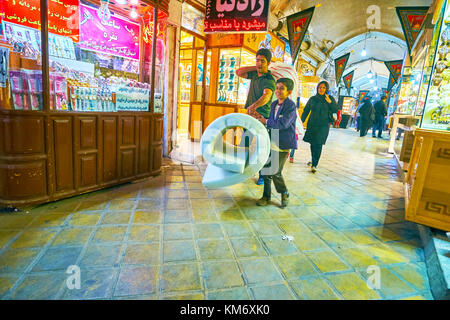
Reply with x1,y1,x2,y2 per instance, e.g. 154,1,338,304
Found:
256,197,270,206
307,161,312,167
281,193,289,208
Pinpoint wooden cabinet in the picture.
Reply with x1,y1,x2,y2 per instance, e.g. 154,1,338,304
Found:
405,129,450,231
0,111,163,206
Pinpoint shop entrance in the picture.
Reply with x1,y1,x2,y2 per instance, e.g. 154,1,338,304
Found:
170,29,207,163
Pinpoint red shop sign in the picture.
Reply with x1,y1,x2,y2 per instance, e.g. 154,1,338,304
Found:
204,0,269,33
0,0,80,42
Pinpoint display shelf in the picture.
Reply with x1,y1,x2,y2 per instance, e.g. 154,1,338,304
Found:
421,1,450,131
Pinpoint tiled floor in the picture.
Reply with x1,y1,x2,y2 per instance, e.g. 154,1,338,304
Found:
0,128,434,300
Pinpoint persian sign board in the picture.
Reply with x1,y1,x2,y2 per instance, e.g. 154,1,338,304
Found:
79,4,140,60
204,0,270,33
385,60,403,84
0,0,80,42
358,90,369,101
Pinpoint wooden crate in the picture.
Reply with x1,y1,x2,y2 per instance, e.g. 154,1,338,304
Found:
405,129,450,231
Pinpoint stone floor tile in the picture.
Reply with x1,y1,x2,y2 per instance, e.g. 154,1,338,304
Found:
192,208,219,222
260,236,299,256
304,249,351,274
129,225,160,242
9,272,66,300
250,284,295,300
325,272,381,300
63,268,117,299
207,287,250,300
217,208,245,221
290,277,341,300
239,258,283,284
0,276,18,297
108,200,136,211
250,221,282,236
165,199,190,211
123,243,160,265
163,240,196,263
315,229,355,248
389,263,429,292
164,210,192,224
9,229,56,249
32,246,83,271
222,222,254,238
230,238,267,258
0,230,19,249
298,216,334,232
334,247,379,269
160,263,201,292
0,248,40,273
51,227,93,247
133,211,162,224
202,261,244,289
365,226,404,242
358,267,419,298
292,232,330,251
76,200,108,212
363,243,409,265
92,226,127,243
163,224,193,241
341,229,381,246
194,223,224,240
197,239,234,260
160,292,204,300
274,254,319,279
114,266,158,297
29,213,70,228
321,215,360,230
276,220,310,234
100,212,131,225
80,244,122,267
68,212,102,227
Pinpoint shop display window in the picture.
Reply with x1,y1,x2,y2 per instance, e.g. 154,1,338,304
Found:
217,48,252,105
0,0,166,113
49,0,152,112
396,67,414,114
181,2,205,36
0,0,43,110
153,10,168,113
421,1,450,130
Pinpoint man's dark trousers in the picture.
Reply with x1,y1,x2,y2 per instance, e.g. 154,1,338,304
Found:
262,150,289,199
372,115,385,137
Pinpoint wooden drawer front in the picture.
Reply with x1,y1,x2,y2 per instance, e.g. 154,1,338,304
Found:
0,160,47,199
79,117,97,150
52,118,74,192
153,116,163,143
1,116,45,155
102,117,118,183
152,144,162,172
79,154,98,188
138,117,151,174
120,149,135,179
121,117,136,145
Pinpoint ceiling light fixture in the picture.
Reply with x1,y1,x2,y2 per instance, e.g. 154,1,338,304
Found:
130,8,138,18
116,0,127,4
130,0,139,4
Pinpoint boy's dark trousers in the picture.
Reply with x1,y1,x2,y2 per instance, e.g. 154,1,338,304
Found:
262,150,289,199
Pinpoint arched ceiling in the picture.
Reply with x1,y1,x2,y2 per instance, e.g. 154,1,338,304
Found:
276,0,433,51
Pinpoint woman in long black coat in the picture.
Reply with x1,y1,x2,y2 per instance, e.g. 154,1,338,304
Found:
301,81,338,173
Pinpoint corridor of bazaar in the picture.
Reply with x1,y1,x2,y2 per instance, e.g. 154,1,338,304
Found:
0,0,449,301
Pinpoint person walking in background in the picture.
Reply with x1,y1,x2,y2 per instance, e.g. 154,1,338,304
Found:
253,78,297,208
236,48,276,185
372,95,388,138
358,95,375,137
300,81,338,173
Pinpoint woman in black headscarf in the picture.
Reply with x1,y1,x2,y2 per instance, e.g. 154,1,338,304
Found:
300,81,338,173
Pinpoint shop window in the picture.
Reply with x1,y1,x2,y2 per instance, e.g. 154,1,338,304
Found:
0,0,44,110
153,10,168,113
